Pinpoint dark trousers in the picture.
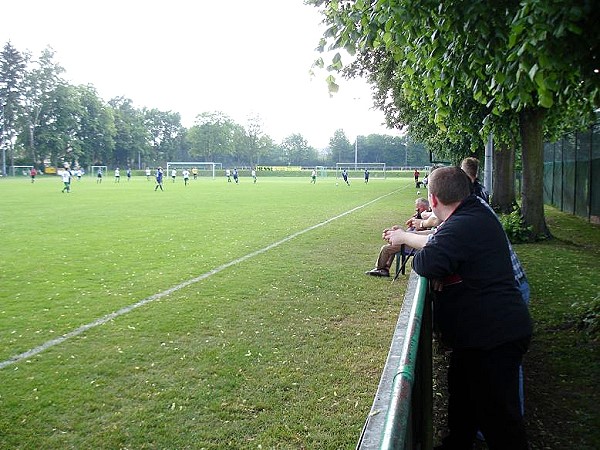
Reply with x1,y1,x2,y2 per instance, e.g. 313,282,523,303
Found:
442,338,529,450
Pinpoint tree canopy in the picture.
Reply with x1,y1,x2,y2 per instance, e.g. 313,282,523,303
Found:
310,0,599,237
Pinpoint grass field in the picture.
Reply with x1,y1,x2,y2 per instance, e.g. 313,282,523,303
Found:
2,174,598,449
0,174,419,449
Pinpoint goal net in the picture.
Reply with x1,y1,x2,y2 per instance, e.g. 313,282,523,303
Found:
315,165,327,178
335,163,386,179
90,165,108,177
10,165,33,176
166,162,222,179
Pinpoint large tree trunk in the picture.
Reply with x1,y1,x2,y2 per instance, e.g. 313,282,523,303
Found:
492,141,516,214
519,107,551,238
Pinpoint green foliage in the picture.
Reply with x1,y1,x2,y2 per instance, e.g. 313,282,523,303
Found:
572,295,600,341
499,205,533,243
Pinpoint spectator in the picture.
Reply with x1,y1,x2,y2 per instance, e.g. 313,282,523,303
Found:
385,167,531,450
461,157,489,203
365,197,430,278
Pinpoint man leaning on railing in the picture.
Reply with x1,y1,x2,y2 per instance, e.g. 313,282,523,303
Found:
385,166,532,450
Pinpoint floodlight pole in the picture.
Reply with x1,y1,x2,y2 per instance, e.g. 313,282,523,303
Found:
354,137,358,170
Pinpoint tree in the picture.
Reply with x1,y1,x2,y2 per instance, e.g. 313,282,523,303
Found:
33,83,81,168
188,111,239,164
329,129,352,163
0,42,27,175
109,97,148,168
21,47,65,166
280,133,315,165
244,114,269,167
73,84,115,167
144,108,184,165
311,0,599,238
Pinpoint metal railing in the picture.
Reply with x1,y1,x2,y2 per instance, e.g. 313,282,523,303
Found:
357,272,433,450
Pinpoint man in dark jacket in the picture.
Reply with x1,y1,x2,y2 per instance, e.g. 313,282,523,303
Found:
461,156,489,203
385,166,531,450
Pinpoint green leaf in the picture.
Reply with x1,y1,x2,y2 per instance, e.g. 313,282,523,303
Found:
538,89,553,108
326,75,339,94
528,63,538,82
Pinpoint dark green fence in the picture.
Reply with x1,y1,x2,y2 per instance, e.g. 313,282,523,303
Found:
544,122,600,223
357,273,433,450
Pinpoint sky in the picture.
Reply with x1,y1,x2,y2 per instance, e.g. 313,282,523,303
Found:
1,0,396,149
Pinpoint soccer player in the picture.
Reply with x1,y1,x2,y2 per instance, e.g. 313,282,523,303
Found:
182,168,190,186
311,169,316,184
61,168,72,193
251,168,257,183
30,167,37,183
192,167,198,180
364,168,369,184
154,167,164,191
114,167,120,183
171,168,177,183
342,169,350,186
126,167,131,181
97,168,103,184
145,167,151,181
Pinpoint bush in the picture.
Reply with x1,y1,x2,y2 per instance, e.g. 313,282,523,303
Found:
573,295,600,341
499,206,533,243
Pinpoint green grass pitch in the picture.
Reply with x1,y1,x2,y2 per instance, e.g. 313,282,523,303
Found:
0,174,421,449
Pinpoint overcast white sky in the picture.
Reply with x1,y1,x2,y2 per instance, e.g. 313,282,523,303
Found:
1,0,395,149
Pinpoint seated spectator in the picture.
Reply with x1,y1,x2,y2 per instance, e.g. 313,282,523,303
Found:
365,197,430,278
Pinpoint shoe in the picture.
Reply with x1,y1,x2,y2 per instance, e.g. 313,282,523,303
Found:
365,268,390,277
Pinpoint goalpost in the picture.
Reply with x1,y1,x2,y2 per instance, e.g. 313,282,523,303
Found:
166,162,222,179
315,165,327,178
335,162,386,179
90,165,108,177
10,165,33,177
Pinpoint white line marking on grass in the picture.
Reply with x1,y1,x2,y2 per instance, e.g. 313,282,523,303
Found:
1,190,399,370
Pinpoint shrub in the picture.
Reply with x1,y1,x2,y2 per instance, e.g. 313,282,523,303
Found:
573,295,600,341
499,206,533,243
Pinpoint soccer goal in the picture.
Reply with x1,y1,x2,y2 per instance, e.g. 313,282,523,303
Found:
166,162,222,179
335,162,386,179
315,165,328,178
10,165,33,177
90,165,108,177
